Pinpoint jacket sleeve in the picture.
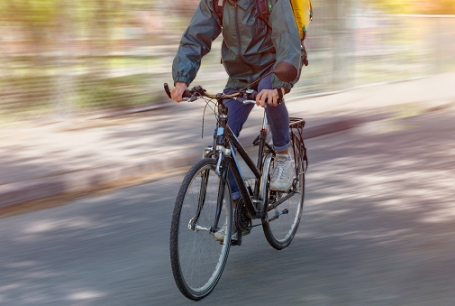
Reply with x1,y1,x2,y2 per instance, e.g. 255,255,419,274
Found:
172,0,222,86
269,0,302,92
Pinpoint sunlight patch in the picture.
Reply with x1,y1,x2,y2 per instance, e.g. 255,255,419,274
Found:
419,208,455,223
309,195,347,205
375,199,412,211
22,217,104,234
7,261,39,268
67,290,106,300
325,209,352,215
0,283,24,292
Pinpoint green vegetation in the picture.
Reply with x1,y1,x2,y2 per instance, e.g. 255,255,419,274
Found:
364,0,455,14
75,73,159,110
0,0,454,122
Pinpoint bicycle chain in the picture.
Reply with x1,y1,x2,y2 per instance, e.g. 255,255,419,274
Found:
234,199,252,233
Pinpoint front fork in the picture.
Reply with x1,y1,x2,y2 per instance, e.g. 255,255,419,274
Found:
188,166,210,231
200,120,231,233
189,153,230,234
213,157,229,232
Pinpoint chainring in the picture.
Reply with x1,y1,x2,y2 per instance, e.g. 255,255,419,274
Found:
234,199,252,233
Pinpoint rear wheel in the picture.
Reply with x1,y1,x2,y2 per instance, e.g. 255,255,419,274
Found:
262,138,305,250
170,158,232,300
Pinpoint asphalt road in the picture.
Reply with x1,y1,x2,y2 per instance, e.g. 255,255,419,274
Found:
1,111,454,306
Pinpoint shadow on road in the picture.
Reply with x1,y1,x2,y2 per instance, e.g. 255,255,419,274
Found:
0,111,454,305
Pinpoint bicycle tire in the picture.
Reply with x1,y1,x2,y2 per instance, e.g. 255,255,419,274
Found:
262,137,305,250
170,158,233,300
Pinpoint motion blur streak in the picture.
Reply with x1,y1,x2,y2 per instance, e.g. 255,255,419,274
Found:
0,0,454,122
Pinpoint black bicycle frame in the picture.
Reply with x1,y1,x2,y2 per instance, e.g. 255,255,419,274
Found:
212,98,276,224
206,97,306,234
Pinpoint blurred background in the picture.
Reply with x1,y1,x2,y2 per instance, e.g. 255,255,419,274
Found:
1,3,455,303
0,0,454,123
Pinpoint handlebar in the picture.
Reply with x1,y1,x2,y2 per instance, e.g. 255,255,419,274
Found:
163,83,282,104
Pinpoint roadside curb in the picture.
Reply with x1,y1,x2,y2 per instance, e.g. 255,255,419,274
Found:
0,147,203,209
3,96,453,209
0,116,366,209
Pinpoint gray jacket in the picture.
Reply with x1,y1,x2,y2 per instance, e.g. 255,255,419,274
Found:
172,0,302,91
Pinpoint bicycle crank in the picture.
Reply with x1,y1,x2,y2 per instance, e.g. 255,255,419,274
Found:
188,217,211,232
268,208,289,223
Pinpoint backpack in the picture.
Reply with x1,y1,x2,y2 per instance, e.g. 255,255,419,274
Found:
214,0,313,40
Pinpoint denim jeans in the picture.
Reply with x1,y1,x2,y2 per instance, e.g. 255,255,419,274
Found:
222,73,290,200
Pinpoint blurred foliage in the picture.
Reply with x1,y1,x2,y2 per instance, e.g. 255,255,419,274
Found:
76,73,159,110
0,0,454,122
364,0,455,14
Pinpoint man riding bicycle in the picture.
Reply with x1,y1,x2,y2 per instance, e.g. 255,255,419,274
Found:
170,0,305,241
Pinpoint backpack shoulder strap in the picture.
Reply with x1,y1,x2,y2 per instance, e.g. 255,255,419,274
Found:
214,0,226,23
256,0,272,29
256,0,271,19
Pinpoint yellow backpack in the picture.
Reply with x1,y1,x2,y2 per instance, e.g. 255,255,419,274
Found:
215,0,313,40
289,0,313,40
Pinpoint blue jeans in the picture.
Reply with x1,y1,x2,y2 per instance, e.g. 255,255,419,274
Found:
222,74,290,200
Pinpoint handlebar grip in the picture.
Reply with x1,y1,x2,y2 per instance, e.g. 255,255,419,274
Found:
164,83,171,99
164,83,192,101
277,88,284,105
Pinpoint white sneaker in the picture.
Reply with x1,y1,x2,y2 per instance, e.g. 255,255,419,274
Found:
270,154,293,192
214,223,237,243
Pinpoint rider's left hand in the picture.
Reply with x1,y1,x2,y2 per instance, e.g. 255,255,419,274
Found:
256,87,285,108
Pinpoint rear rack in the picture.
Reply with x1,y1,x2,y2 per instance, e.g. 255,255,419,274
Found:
289,117,306,129
289,117,308,173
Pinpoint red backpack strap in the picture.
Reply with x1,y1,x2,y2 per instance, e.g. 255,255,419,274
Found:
256,0,272,29
214,0,226,23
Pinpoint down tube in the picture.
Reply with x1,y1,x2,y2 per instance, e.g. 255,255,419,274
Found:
228,128,261,179
228,151,257,219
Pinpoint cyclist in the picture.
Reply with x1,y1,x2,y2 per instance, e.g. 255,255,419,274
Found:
170,0,304,241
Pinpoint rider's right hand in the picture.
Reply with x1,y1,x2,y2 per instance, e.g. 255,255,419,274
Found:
171,82,188,102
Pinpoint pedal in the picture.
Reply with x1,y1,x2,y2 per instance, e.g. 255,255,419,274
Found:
268,209,289,222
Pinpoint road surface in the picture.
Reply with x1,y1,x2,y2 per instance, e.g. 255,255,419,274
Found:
0,111,454,305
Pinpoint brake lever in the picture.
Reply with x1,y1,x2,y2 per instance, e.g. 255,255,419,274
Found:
277,88,284,104
234,96,246,103
243,100,256,105
187,93,199,102
164,83,171,99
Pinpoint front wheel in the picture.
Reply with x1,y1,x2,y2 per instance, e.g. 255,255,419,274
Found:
170,158,233,300
262,138,305,250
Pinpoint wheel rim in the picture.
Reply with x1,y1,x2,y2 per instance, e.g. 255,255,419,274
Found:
265,145,304,243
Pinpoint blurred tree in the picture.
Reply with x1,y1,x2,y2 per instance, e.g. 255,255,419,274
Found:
364,0,455,14
0,0,155,58
162,0,200,18
0,0,59,64
422,0,455,14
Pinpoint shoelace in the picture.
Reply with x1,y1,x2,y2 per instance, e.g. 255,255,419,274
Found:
273,158,290,179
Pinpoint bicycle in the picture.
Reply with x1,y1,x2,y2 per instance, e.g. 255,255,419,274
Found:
164,62,308,300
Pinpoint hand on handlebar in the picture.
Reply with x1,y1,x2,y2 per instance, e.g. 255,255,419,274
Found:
171,82,188,103
256,87,285,108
